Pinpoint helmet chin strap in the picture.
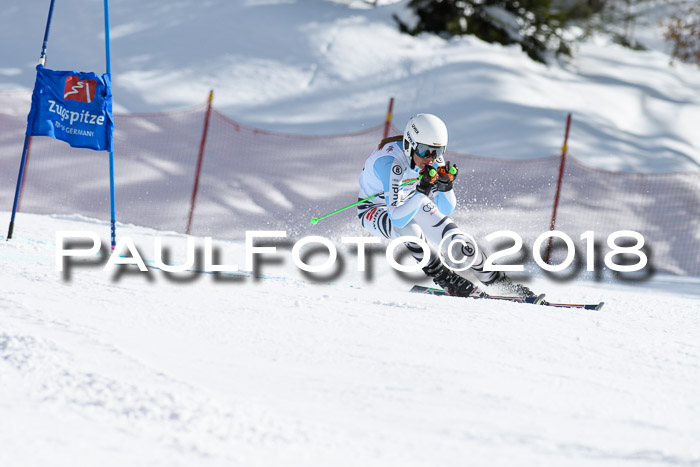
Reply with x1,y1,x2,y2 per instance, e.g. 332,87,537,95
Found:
410,149,416,169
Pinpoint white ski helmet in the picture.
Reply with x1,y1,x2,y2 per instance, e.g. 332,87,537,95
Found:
402,113,448,162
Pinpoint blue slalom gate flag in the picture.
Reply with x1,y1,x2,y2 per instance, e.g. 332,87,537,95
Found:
27,65,114,152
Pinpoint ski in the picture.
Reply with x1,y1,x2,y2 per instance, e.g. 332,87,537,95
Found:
541,300,605,311
410,285,546,305
410,285,604,310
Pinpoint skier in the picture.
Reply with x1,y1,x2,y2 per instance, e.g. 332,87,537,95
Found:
357,113,536,298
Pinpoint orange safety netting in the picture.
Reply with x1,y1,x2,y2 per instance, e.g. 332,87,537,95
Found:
1,92,699,276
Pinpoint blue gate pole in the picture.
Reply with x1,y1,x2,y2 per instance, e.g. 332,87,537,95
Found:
104,0,116,250
7,0,57,241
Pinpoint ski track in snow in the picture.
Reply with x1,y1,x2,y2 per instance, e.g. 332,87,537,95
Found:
1,301,316,466
1,212,700,466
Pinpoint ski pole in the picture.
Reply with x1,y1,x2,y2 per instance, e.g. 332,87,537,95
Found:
310,163,458,225
310,171,436,225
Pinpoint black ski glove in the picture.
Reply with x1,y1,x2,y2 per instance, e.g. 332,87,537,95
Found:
416,166,438,195
436,161,458,192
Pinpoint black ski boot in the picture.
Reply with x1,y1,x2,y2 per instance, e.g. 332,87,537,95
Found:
423,262,481,297
483,272,536,298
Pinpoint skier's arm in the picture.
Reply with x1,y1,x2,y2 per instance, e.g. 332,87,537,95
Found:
374,156,422,229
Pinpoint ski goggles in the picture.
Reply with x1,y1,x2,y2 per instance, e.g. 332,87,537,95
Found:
414,143,445,159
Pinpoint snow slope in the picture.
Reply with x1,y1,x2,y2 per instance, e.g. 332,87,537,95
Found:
2,212,700,467
1,0,699,172
2,0,700,465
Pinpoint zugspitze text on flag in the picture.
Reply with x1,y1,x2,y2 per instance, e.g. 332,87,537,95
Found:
27,65,114,152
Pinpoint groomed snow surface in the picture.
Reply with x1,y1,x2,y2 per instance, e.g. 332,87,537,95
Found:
2,212,699,466
2,0,700,465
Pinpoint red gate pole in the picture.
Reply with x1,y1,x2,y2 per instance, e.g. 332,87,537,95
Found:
186,90,214,235
383,97,394,139
545,113,572,264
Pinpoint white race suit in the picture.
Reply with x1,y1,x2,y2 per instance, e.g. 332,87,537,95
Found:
357,139,498,284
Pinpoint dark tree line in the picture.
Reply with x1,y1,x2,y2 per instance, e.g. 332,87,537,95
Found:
394,0,606,63
394,0,700,65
